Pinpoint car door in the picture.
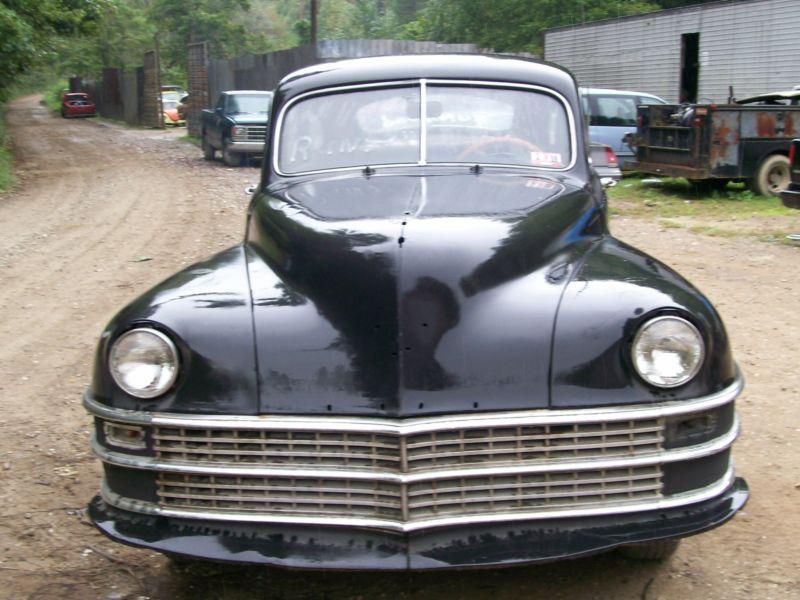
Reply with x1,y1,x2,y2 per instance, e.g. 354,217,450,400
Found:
585,93,639,156
211,94,225,147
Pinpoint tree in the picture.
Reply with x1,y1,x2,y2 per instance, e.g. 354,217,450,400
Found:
0,0,103,100
399,0,660,53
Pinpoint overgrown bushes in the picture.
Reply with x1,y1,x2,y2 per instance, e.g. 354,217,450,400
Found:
0,105,12,192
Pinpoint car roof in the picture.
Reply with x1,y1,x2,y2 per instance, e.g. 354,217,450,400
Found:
737,90,800,104
580,87,665,101
276,54,579,105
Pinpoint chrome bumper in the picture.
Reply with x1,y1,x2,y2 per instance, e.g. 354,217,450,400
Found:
227,140,264,153
85,377,743,533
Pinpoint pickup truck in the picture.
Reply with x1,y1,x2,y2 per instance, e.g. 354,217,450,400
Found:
201,90,274,166
635,90,800,196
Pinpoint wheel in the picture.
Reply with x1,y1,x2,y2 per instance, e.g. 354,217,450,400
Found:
222,138,243,167
618,538,681,560
201,134,215,161
751,154,791,197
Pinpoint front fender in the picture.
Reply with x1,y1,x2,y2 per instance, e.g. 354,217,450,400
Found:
550,237,736,407
89,245,258,414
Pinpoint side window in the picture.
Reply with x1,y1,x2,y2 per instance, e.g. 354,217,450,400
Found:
215,95,225,111
590,96,637,127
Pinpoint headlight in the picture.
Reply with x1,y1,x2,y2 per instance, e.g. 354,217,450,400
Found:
632,316,704,388
109,328,179,398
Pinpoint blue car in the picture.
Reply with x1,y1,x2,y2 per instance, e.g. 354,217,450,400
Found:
581,88,667,168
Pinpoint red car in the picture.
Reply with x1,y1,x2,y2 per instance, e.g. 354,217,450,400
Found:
60,92,96,118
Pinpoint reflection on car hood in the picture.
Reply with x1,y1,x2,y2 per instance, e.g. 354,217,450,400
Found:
247,172,603,417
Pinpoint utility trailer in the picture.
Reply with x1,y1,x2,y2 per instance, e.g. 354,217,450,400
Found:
635,93,800,196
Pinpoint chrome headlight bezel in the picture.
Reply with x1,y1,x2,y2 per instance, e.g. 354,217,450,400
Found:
108,327,179,399
631,315,705,389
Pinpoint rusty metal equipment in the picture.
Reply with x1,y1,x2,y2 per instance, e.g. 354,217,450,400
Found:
636,103,799,195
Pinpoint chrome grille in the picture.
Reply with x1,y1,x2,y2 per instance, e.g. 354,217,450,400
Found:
154,419,663,471
159,473,403,519
404,420,663,471
407,466,662,518
233,125,266,142
154,427,400,469
152,417,666,525
156,466,662,521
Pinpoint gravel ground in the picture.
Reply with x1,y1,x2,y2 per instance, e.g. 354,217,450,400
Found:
0,95,798,600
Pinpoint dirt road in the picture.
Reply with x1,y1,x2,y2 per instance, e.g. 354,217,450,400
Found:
0,95,798,600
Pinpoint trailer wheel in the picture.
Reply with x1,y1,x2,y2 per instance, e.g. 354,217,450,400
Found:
751,154,790,197
618,538,681,561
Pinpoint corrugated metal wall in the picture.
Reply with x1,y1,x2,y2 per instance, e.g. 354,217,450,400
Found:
544,0,800,103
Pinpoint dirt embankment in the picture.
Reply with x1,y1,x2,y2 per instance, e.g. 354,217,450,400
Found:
0,96,797,599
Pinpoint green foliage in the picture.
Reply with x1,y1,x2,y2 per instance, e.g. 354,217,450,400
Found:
0,0,104,101
44,80,69,111
0,105,12,192
400,0,660,53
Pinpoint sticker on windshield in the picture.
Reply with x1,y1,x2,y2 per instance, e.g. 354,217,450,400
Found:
530,151,563,168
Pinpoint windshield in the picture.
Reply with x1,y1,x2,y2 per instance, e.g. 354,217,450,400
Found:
277,83,572,174
228,94,273,115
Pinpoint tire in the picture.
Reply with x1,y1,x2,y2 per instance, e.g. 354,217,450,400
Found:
751,154,791,197
201,133,215,161
222,138,244,167
618,538,681,560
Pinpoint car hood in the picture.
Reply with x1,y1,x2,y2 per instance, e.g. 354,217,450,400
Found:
246,172,603,417
230,114,269,125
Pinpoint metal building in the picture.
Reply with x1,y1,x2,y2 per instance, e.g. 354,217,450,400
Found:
544,0,800,103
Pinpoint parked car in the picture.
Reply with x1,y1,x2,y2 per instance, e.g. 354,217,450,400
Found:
161,84,186,99
60,92,96,118
779,138,800,208
200,90,273,166
589,142,621,183
581,88,667,168
162,99,185,127
177,93,189,122
85,55,747,570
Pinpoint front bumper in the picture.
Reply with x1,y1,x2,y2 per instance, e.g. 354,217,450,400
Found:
227,140,264,153
780,184,800,209
89,477,747,569
85,377,747,568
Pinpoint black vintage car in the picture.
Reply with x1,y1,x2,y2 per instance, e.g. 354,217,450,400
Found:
85,55,747,569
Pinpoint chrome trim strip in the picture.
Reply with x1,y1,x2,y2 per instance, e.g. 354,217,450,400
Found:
90,415,739,482
271,79,578,177
84,374,743,432
100,466,736,533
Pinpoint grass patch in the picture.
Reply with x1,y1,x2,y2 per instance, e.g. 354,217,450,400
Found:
179,134,201,146
609,177,797,219
0,105,12,192
609,177,800,245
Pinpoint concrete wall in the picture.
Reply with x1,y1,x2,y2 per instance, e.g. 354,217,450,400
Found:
544,0,800,103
